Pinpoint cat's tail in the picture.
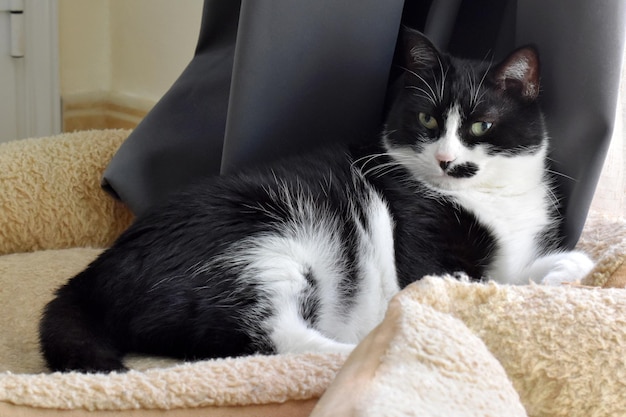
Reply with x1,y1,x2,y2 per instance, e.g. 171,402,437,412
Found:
39,284,127,373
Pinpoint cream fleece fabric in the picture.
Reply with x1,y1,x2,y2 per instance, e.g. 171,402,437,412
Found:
311,284,527,417
0,130,625,417
2,255,626,416
1,353,344,411
0,129,133,255
579,212,626,288
412,277,626,417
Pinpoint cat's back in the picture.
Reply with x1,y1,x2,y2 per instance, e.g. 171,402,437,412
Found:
101,143,368,281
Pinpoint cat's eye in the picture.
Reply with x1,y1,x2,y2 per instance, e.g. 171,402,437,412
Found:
418,112,438,130
470,121,493,136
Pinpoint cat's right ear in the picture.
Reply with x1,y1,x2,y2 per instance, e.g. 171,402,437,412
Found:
491,46,541,101
402,27,442,71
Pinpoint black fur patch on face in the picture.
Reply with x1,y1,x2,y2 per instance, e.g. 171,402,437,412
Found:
447,163,479,178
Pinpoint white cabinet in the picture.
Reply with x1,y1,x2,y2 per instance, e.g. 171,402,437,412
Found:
0,0,60,143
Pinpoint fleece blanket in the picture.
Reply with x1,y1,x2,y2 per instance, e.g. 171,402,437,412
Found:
0,130,625,417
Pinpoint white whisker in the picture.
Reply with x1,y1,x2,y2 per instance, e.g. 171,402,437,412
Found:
543,183,562,213
400,66,439,105
363,161,404,178
435,55,449,103
545,169,578,182
404,86,437,106
472,59,493,112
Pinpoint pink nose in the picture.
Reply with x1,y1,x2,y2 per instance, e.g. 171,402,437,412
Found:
436,153,456,171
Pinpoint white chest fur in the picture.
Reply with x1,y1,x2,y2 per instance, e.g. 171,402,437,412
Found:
451,185,551,284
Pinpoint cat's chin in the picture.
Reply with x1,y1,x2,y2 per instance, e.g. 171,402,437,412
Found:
418,173,474,193
398,159,481,193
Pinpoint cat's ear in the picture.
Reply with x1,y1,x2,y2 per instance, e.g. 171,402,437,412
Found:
491,46,540,101
402,27,442,71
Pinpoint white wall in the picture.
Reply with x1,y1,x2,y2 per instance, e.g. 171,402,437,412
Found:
58,0,203,107
590,55,626,218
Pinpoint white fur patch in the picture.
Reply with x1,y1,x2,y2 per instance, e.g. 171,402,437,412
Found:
435,105,464,163
208,178,398,354
527,251,595,286
342,187,399,341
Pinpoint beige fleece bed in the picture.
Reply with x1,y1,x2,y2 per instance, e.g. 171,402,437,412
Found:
0,130,625,417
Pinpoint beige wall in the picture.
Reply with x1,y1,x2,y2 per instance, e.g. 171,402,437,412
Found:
58,0,204,130
108,0,203,103
58,0,110,96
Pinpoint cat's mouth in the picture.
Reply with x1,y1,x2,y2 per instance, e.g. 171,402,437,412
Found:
417,161,481,191
443,162,479,179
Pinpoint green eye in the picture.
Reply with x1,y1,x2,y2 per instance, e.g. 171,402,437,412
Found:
418,112,438,130
470,121,493,136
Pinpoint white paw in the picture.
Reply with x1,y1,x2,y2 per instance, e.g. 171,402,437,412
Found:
541,251,595,286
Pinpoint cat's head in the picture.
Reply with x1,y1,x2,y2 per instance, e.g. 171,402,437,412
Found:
383,28,548,193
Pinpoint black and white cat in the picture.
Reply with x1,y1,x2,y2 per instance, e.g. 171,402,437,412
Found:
40,29,593,373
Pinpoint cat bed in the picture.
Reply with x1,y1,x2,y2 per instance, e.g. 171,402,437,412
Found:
0,129,625,417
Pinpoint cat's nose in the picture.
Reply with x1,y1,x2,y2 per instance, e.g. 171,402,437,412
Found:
436,152,456,172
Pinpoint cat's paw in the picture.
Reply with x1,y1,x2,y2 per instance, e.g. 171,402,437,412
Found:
540,251,594,286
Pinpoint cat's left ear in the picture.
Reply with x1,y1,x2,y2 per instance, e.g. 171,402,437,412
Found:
491,46,540,101
402,26,443,71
